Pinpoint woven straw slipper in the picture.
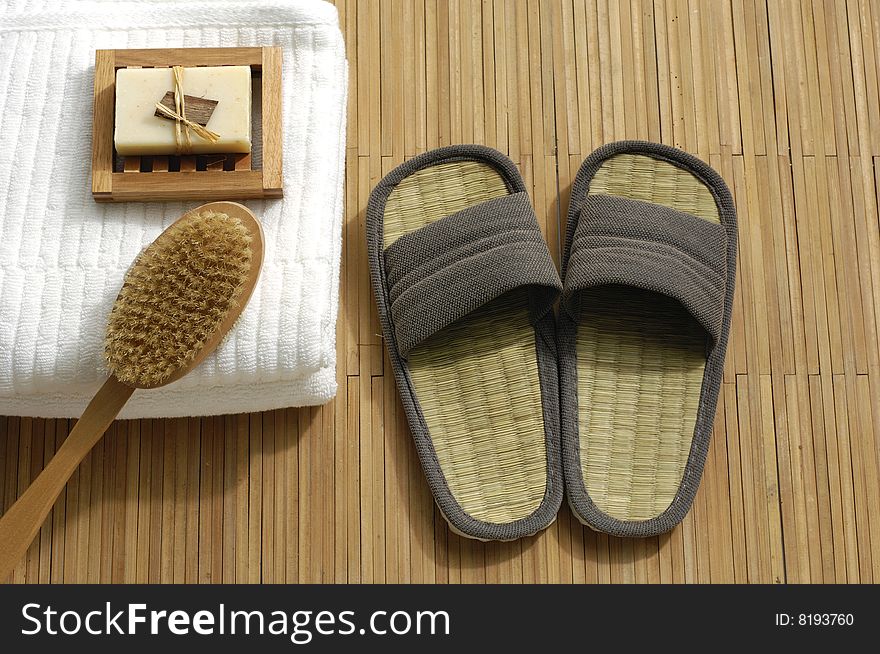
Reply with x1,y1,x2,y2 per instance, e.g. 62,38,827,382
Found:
560,141,737,537
367,145,564,541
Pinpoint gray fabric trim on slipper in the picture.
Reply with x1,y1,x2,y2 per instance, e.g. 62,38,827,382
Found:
385,191,561,356
560,140,738,538
367,144,564,541
564,194,728,344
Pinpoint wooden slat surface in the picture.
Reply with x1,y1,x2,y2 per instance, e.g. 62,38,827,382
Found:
4,0,880,584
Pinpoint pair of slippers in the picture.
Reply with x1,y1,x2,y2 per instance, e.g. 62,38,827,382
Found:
367,141,737,540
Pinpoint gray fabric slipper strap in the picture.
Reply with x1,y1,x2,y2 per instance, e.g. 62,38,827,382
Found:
562,193,728,343
384,191,562,356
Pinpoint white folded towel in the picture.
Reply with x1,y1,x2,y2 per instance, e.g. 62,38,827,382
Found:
0,0,347,418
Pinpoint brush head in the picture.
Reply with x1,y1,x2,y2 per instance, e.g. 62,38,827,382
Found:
105,202,263,389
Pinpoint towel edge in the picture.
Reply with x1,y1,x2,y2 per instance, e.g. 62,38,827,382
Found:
0,366,338,419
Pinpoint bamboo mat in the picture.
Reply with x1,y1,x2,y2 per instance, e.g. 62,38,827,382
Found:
3,0,880,584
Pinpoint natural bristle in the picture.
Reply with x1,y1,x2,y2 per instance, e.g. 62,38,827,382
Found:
105,209,253,388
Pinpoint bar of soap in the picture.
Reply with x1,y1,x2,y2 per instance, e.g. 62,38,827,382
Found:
115,66,251,156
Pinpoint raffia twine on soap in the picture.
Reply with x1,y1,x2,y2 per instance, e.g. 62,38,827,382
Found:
154,66,221,154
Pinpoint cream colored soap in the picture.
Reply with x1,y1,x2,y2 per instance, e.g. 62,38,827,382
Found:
114,66,251,156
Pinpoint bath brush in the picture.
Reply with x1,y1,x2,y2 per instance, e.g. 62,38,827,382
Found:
0,201,263,579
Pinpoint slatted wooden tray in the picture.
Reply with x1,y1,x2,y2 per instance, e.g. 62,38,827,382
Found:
91,47,283,203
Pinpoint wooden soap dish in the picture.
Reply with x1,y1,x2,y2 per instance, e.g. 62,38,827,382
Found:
91,47,282,202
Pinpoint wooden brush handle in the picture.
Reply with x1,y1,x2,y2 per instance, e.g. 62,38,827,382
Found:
0,376,134,580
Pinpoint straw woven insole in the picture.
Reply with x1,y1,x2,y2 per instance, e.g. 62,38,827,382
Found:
384,161,548,524
577,154,720,522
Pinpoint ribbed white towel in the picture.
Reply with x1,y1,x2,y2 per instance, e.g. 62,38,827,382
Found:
0,0,347,418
